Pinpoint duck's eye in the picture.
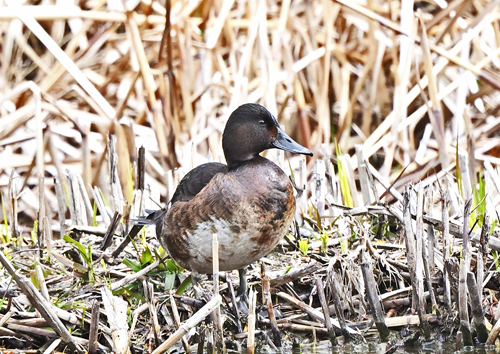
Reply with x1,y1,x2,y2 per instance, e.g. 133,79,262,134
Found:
258,120,266,125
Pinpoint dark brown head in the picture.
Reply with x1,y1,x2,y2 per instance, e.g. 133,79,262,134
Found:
222,103,313,168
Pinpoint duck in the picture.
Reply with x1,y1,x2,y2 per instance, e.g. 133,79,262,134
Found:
142,103,312,295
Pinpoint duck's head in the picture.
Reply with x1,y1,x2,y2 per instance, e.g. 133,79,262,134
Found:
222,103,313,167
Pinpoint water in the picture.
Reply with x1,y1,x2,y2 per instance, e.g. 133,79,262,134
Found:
253,339,500,354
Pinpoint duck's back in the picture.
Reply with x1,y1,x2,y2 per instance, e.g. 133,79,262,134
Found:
160,157,295,273
170,162,228,204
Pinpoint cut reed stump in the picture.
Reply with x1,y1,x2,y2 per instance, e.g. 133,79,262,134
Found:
88,300,99,354
441,191,452,313
246,289,257,354
403,186,429,338
101,287,129,354
262,268,281,348
414,184,430,340
212,233,225,354
328,271,352,340
423,188,438,315
360,249,389,342
477,212,491,295
459,198,473,347
466,272,488,344
144,280,162,345
315,276,337,346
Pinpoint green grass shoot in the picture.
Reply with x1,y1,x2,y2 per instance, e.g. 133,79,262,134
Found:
336,143,353,207
1,192,10,243
299,238,309,255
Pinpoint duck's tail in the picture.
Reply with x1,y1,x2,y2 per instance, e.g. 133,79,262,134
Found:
134,207,168,226
112,208,168,257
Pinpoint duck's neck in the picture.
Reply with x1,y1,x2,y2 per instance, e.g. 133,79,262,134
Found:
225,154,265,170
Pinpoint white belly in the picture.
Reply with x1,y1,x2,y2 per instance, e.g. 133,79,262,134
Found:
182,218,282,273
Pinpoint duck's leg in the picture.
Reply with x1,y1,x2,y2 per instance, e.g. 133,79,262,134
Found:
237,268,249,314
191,271,204,299
237,268,248,299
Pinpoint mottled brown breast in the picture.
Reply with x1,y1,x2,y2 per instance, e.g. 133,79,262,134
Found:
159,157,295,273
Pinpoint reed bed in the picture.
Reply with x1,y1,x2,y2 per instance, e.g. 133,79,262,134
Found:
1,0,500,352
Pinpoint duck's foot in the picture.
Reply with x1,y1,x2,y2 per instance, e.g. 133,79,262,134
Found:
237,295,249,315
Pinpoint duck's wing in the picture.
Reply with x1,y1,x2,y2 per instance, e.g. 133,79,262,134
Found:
150,162,227,239
170,162,228,204
124,163,227,246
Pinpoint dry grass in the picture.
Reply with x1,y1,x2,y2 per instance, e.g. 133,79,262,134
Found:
1,0,500,352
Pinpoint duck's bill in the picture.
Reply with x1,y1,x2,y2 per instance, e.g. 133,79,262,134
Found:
272,128,313,156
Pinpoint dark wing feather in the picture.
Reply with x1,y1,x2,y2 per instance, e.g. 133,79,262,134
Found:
170,162,228,204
